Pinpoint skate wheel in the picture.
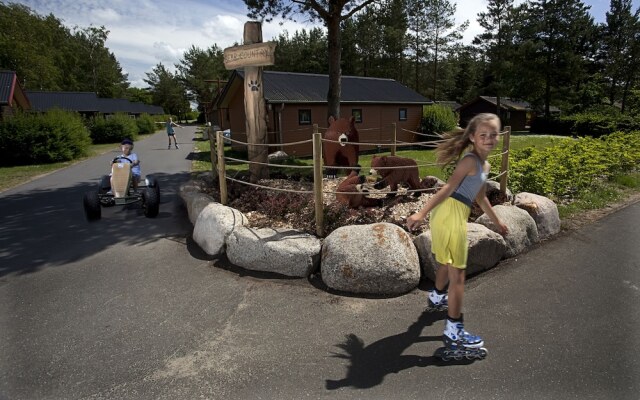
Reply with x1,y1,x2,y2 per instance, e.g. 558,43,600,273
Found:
434,347,451,361
478,348,488,358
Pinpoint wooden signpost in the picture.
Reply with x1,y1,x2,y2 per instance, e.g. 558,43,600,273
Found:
223,22,275,183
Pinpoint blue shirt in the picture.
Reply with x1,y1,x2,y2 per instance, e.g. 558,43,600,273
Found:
451,153,487,207
120,152,141,177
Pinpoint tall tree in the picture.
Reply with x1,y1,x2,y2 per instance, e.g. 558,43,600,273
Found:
517,0,596,115
175,45,228,114
423,0,467,101
271,28,329,73
0,3,128,96
474,0,517,116
406,0,430,93
601,0,640,112
244,0,380,119
144,63,190,119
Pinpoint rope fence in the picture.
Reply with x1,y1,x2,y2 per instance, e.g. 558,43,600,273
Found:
209,124,512,236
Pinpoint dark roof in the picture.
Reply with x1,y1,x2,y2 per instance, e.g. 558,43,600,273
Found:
26,91,100,112
0,71,15,105
25,91,164,114
218,70,431,106
480,96,531,111
0,71,30,108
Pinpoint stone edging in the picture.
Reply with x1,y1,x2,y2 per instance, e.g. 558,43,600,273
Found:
180,179,562,296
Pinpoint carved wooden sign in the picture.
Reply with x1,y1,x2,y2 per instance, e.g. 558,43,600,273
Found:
223,42,276,70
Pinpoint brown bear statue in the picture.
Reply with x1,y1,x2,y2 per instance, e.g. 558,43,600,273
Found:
323,116,359,178
336,168,383,208
370,155,422,197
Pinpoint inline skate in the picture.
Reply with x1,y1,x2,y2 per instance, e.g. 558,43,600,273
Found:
426,289,448,312
435,318,488,361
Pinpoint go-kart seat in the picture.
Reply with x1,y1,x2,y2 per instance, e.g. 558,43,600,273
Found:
111,161,132,198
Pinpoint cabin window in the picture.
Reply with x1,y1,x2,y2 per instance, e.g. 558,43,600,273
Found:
298,109,312,125
351,109,363,123
399,108,408,121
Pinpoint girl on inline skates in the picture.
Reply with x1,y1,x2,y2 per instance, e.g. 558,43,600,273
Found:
406,113,508,359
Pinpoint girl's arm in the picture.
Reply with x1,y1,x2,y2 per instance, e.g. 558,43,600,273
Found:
475,187,508,235
406,156,476,230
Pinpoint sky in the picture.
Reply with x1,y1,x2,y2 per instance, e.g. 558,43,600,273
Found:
17,0,640,88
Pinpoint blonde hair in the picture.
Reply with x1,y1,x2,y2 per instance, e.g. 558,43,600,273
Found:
436,113,500,167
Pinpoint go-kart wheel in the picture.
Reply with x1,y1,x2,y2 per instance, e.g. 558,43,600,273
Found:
142,187,160,218
83,191,101,221
145,175,161,201
98,175,111,194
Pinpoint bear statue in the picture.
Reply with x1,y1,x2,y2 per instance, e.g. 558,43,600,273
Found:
369,155,422,197
323,116,359,178
335,167,383,208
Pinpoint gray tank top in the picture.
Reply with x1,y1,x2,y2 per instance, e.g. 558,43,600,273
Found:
450,153,487,207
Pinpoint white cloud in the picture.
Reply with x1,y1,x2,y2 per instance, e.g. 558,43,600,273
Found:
90,7,121,23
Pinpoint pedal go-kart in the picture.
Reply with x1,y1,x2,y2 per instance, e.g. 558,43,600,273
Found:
83,156,160,221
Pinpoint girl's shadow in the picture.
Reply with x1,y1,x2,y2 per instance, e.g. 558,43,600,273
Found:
325,309,474,390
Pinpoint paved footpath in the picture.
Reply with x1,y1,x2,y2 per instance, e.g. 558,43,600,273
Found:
0,127,638,399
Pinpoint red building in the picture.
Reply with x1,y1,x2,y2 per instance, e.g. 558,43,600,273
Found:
214,70,432,157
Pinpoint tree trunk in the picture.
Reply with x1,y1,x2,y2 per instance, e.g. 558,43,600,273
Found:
327,14,342,120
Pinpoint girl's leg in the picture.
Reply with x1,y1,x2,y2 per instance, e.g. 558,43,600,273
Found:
434,263,449,291
446,266,466,319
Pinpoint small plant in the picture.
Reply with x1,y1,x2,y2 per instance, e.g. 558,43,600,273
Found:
89,113,139,144
421,104,458,136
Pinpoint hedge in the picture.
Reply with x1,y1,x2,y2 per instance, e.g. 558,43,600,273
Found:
0,109,91,166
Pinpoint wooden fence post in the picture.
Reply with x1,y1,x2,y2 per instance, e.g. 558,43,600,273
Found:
391,123,397,156
500,126,511,196
217,130,228,205
313,124,324,237
209,128,218,179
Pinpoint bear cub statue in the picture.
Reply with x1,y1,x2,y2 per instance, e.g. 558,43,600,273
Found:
369,155,422,198
335,166,383,208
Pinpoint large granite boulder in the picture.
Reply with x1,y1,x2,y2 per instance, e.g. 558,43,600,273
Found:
321,223,420,295
514,192,561,240
185,193,215,224
192,203,248,256
226,227,321,277
476,205,539,258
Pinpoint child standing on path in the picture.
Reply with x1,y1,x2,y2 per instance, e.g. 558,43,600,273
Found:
165,117,182,149
406,113,508,354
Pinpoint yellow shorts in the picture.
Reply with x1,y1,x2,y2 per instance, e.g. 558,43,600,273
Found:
430,197,470,269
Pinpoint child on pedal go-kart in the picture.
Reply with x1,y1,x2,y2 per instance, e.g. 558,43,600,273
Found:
111,138,141,191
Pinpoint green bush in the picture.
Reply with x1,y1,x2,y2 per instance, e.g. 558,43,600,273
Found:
421,104,458,136
90,113,139,144
0,109,91,166
135,113,157,135
531,112,640,137
509,130,640,199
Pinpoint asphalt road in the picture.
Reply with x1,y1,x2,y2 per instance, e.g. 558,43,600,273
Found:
1,127,638,399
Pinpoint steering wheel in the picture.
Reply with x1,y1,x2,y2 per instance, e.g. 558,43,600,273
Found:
112,156,133,164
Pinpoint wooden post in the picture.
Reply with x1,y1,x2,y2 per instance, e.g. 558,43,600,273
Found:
209,128,218,179
217,130,228,205
500,126,511,196
243,22,268,183
313,125,324,237
391,122,397,156
223,21,276,183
